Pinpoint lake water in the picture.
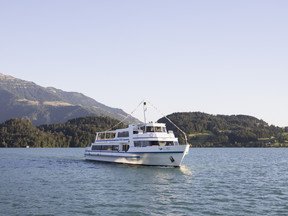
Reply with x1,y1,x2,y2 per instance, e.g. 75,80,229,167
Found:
0,148,288,216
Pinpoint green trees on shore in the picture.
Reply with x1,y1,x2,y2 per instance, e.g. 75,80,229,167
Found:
158,112,288,147
0,116,125,148
0,119,67,148
0,113,287,148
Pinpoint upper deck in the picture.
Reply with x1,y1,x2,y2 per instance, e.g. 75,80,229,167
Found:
94,122,177,143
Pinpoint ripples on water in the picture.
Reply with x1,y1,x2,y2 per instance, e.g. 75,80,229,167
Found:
1,148,288,216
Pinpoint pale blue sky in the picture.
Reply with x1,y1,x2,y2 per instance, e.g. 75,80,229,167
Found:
0,0,287,126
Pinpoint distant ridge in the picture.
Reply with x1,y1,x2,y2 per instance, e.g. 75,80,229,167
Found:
158,112,288,147
0,73,138,125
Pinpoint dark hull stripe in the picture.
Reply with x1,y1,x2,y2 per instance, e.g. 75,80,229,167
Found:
85,150,184,154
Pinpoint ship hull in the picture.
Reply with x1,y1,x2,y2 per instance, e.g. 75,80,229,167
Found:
84,145,189,167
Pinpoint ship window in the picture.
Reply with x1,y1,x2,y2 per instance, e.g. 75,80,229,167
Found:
166,141,174,146
151,141,159,146
118,131,129,137
134,141,147,147
98,133,106,140
146,127,154,132
155,127,162,132
92,145,102,150
122,144,129,152
134,141,141,147
112,145,119,151
106,133,116,139
101,145,109,150
141,141,151,147
133,131,139,134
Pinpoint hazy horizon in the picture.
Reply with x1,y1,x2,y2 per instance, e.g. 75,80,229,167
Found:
1,1,287,126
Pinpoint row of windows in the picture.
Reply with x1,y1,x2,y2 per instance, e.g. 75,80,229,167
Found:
140,126,167,133
134,141,174,147
91,145,130,152
96,127,167,140
97,132,116,140
91,145,119,151
96,131,129,140
91,141,176,150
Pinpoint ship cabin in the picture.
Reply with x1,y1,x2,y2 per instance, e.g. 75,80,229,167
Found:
131,122,179,147
91,122,179,152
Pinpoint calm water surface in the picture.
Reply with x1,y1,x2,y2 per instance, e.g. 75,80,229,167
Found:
1,148,288,216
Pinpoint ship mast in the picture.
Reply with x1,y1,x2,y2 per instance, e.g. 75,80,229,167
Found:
143,101,147,124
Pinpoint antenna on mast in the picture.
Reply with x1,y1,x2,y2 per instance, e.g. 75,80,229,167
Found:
143,101,147,124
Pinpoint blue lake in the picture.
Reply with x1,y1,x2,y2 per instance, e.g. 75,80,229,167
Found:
0,148,288,216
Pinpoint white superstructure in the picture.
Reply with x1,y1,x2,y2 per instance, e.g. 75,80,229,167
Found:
84,122,189,167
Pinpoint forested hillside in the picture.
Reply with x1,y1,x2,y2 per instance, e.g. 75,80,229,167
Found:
1,113,287,148
158,112,288,147
0,116,125,148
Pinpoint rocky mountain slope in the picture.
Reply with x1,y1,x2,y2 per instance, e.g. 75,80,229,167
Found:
0,73,137,125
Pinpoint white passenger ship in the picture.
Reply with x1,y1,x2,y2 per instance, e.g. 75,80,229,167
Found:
84,102,189,167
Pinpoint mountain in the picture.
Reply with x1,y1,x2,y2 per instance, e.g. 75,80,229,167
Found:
158,112,288,147
0,73,138,125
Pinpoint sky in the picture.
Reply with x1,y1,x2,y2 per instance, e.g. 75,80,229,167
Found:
0,0,287,126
